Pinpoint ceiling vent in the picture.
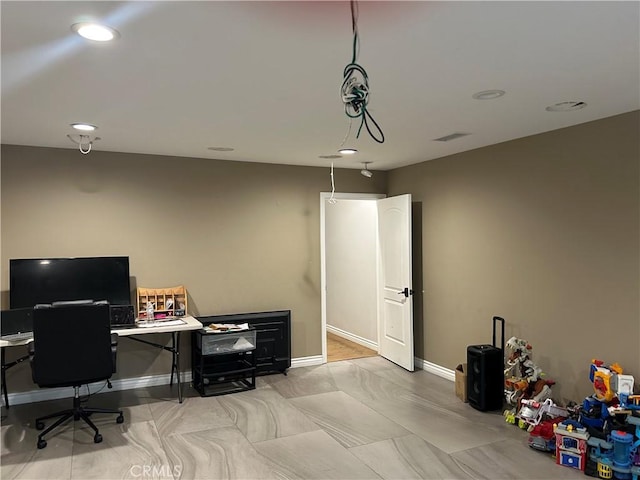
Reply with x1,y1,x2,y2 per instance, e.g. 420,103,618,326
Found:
433,132,470,142
545,101,587,112
207,146,234,152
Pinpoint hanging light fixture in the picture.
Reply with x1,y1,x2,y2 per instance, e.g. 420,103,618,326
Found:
339,0,385,147
67,134,100,154
360,162,373,178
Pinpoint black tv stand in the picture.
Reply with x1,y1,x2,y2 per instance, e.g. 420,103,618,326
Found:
196,310,291,375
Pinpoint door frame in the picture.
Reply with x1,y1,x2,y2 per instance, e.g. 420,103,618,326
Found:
320,192,386,363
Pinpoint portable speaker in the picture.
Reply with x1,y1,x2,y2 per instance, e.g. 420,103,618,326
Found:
467,316,505,411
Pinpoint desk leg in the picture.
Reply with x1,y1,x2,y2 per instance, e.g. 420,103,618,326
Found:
169,332,183,404
2,348,8,408
124,333,183,404
0,349,29,408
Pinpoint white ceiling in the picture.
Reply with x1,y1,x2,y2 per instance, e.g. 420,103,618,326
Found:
2,1,639,171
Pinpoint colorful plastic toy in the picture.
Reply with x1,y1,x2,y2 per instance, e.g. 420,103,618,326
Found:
585,436,613,478
555,419,590,471
528,417,565,453
519,398,568,429
627,416,640,480
610,430,634,479
591,359,622,403
503,336,553,409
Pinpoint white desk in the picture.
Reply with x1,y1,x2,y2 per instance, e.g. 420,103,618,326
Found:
113,315,202,404
111,315,202,337
1,315,203,406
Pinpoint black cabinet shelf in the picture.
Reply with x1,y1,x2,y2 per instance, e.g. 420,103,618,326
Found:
194,357,254,378
191,330,257,397
197,310,291,376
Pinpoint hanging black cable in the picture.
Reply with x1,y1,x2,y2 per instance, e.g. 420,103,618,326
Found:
340,0,385,144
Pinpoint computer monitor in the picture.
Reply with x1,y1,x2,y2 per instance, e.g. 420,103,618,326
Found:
0,307,34,339
9,256,131,309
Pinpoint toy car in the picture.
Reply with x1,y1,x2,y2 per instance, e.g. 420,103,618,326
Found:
528,416,566,453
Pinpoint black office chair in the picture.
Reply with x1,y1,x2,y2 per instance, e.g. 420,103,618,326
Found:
29,301,124,449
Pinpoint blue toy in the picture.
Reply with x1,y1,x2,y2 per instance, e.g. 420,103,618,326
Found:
610,430,633,480
581,395,611,435
586,436,613,478
627,416,640,480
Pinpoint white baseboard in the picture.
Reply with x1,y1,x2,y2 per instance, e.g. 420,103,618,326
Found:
5,356,328,407
5,355,450,406
291,355,324,368
5,372,194,407
326,325,378,351
415,357,455,382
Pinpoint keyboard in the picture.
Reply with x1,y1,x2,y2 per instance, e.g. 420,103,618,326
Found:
135,319,186,328
1,332,33,342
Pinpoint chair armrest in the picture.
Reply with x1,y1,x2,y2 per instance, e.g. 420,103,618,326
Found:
111,333,118,373
27,340,35,383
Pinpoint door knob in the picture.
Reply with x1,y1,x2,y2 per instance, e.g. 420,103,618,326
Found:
397,287,414,298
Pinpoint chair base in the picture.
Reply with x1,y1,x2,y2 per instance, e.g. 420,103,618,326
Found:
35,387,124,449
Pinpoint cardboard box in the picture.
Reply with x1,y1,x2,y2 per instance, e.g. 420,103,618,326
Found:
455,363,468,402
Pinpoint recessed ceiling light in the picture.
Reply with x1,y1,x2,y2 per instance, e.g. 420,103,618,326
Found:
472,90,506,100
338,148,358,155
545,101,587,112
70,123,97,131
207,146,234,152
71,23,119,42
318,154,342,159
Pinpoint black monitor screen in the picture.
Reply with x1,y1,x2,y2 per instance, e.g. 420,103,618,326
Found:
9,256,131,308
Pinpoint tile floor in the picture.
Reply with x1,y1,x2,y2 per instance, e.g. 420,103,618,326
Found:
1,356,585,479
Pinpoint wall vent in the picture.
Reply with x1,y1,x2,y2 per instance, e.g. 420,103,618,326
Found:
433,132,470,142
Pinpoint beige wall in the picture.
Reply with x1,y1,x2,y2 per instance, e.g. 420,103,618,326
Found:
388,111,640,402
0,145,387,392
2,112,638,403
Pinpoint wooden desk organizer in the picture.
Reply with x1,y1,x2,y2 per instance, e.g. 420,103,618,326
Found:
136,285,188,319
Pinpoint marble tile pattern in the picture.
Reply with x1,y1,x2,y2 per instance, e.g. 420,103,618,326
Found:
1,357,586,480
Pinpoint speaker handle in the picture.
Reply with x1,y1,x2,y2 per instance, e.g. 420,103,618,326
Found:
492,316,505,353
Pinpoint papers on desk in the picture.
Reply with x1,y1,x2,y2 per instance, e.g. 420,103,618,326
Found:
136,319,186,328
204,322,249,333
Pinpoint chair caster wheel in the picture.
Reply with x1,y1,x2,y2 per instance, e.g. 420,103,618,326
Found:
94,433,102,444
116,414,124,424
37,439,47,449
36,421,45,430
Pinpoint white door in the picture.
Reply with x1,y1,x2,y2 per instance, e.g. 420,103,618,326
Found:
377,194,414,371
